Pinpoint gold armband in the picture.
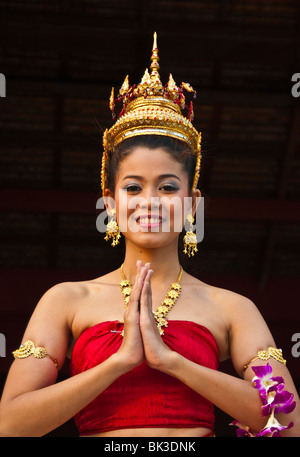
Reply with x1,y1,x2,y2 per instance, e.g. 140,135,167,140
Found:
13,340,58,369
243,347,286,374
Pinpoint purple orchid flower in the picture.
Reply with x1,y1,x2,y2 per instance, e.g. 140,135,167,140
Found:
256,410,294,437
231,363,296,437
261,389,296,417
252,364,284,404
230,420,255,437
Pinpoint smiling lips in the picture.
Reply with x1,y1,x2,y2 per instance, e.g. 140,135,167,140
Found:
136,214,163,227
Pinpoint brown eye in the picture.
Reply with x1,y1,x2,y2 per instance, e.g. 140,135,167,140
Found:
124,184,141,192
160,183,178,192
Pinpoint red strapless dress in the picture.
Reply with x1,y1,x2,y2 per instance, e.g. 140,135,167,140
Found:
70,320,219,435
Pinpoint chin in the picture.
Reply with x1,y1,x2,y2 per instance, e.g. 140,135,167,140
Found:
124,230,178,249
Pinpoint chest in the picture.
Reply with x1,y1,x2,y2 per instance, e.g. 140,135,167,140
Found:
70,283,230,361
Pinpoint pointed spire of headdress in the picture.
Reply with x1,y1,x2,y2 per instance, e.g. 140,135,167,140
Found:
150,32,160,79
109,87,115,118
140,68,151,86
149,32,163,93
119,75,130,96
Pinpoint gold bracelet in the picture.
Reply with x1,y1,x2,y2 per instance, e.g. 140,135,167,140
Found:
13,340,58,369
243,347,286,374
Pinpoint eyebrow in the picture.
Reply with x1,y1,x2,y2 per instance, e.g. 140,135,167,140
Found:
122,174,181,182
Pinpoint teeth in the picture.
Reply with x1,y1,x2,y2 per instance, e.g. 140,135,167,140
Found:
139,217,160,224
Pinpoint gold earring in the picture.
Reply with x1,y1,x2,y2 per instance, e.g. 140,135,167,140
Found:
183,213,198,257
104,208,121,246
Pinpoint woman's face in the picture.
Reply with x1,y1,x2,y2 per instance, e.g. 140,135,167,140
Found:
106,146,199,250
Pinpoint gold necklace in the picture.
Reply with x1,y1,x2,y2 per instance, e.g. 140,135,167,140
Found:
120,264,183,335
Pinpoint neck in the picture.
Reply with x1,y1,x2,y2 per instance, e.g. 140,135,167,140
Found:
121,238,182,285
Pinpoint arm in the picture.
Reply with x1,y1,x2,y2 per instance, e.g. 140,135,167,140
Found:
0,266,147,437
139,268,300,436
0,349,130,437
227,294,300,436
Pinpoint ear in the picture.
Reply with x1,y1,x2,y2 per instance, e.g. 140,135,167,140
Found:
103,188,115,215
191,189,201,217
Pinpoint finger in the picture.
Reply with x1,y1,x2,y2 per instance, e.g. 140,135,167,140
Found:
127,263,147,313
141,269,153,315
132,261,147,289
143,268,153,288
133,263,150,295
129,261,143,296
136,259,143,271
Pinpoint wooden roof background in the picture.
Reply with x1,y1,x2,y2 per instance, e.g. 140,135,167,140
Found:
0,0,299,436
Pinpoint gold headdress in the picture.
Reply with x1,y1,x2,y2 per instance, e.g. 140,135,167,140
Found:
101,32,201,195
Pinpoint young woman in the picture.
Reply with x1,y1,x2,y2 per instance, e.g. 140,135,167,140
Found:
0,34,299,438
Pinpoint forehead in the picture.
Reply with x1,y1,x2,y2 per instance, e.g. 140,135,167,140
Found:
117,146,184,178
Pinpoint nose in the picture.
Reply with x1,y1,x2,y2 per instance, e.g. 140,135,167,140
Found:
139,187,160,212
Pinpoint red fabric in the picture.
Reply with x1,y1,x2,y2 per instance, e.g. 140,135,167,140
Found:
70,320,219,435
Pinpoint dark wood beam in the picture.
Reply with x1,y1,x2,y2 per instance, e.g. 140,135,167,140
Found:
278,108,300,200
1,189,300,221
259,107,300,291
47,91,65,268
0,14,298,61
200,103,223,194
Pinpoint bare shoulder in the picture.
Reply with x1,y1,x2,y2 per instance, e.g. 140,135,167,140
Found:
183,271,258,316
33,280,91,322
24,270,115,338
21,280,93,344
199,280,267,328
182,272,271,357
16,271,119,365
37,269,119,315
